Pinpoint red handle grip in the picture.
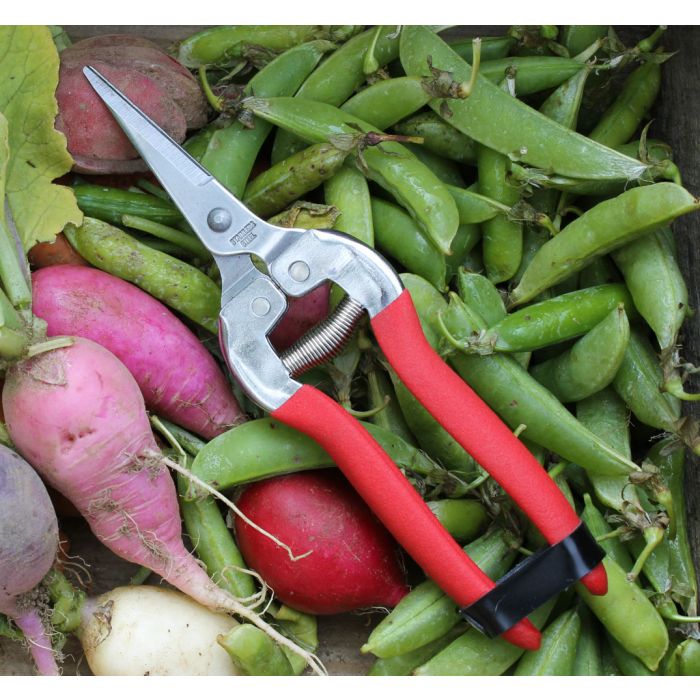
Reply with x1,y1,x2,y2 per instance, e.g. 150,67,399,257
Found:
272,383,541,650
371,290,607,596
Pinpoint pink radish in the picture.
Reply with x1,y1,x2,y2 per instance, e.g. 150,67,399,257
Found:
0,444,60,675
2,337,324,674
32,265,244,439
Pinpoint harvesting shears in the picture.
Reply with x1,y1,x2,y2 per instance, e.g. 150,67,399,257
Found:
84,66,607,650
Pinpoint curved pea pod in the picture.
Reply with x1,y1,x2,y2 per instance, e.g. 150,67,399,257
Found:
579,256,622,288
439,293,638,477
63,217,221,334
445,224,481,282
611,227,688,351
399,27,648,182
218,624,294,675
404,143,466,188
323,166,373,246
413,598,557,676
576,557,669,672
371,198,447,292
580,493,635,575
573,607,602,675
608,634,658,676
664,639,700,676
514,608,581,675
529,305,630,404
244,96,460,255
511,183,700,306
362,527,519,659
200,40,333,197
426,499,489,542
612,327,682,434
479,56,588,95
447,34,514,63
473,284,637,355
272,25,403,162
588,61,662,148
560,26,609,56
242,142,347,218
177,25,361,67
447,184,510,225
365,361,416,447
394,113,477,165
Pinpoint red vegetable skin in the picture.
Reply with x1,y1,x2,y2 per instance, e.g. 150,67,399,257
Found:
269,284,331,351
234,470,410,614
32,265,244,439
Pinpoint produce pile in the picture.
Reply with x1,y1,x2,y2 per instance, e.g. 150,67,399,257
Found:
0,24,699,676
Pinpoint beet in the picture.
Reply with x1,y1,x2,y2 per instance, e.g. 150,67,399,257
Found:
233,469,409,614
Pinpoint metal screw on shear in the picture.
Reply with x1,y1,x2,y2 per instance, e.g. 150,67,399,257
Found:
83,65,609,651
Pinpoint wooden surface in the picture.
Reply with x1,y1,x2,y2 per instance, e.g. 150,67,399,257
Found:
1,24,699,676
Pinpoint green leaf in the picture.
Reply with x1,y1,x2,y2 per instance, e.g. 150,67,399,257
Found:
0,26,82,252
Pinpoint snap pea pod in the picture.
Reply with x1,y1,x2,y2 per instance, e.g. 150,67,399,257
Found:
371,198,447,291
664,639,700,675
576,557,669,671
611,227,688,351
600,637,622,675
612,327,683,434
447,184,511,225
444,224,481,281
529,305,630,404
580,493,635,573
578,256,622,288
425,499,489,542
477,142,523,284
72,184,182,227
471,284,637,354
268,604,319,675
576,388,633,513
447,34,514,63
177,25,361,67
438,293,638,477
200,40,333,197
538,65,591,129
246,96,459,254
513,608,581,675
323,166,373,247
242,142,347,218
267,201,341,230
608,634,657,676
573,607,602,675
365,361,417,446
403,143,467,188
478,56,589,95
63,217,221,334
413,598,557,676
271,26,403,162
560,26,609,57
399,26,648,182
367,627,466,676
362,527,519,658
218,624,294,675
588,60,662,147
393,112,477,164
511,183,700,306
512,226,550,289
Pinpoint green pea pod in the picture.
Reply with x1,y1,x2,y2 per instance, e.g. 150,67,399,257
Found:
399,26,648,182
243,142,347,218
217,624,294,675
512,226,550,288
323,166,373,246
612,227,688,351
447,184,510,225
425,499,489,542
514,608,581,675
363,527,519,659
245,96,460,255
270,604,319,675
612,327,682,433
456,269,507,327
580,493,635,574
367,628,466,676
414,598,557,676
664,639,700,676
560,26,609,57
588,61,662,147
445,224,481,282
404,143,467,188
578,256,622,288
538,65,591,130
177,25,361,67
608,634,658,676
447,35,514,63
268,201,341,230
72,184,182,227
439,293,638,477
576,388,633,513
64,218,220,334
477,142,523,284
365,361,417,446
600,636,622,675
272,26,403,162
394,113,477,165
511,183,700,306
576,557,669,672
573,607,602,675
474,284,637,354
479,56,588,95
371,198,447,291
529,305,630,403
201,40,333,197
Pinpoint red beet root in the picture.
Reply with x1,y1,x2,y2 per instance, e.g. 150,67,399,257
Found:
234,469,409,614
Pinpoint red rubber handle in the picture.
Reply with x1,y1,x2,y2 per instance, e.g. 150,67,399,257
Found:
371,290,607,596
272,383,542,650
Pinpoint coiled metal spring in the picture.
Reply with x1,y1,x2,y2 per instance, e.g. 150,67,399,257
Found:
281,295,365,377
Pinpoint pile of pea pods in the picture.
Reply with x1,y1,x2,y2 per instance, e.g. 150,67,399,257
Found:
71,25,700,675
